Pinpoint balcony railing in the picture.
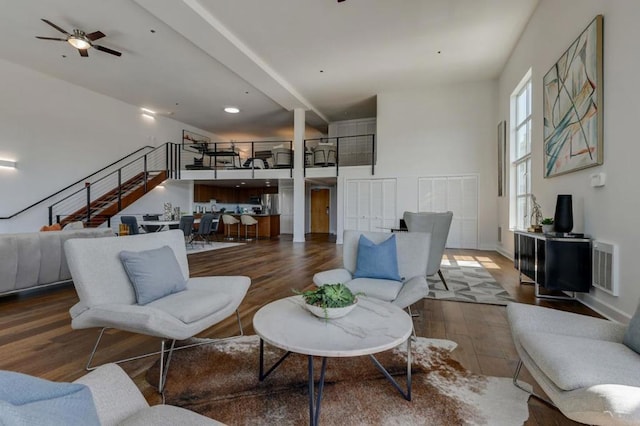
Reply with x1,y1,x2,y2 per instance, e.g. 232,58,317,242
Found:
304,134,375,176
180,140,294,178
180,134,376,178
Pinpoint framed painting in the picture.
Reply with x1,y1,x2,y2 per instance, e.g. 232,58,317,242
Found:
543,15,603,178
497,120,506,197
182,129,210,147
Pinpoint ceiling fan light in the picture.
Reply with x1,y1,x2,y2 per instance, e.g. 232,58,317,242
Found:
68,37,91,50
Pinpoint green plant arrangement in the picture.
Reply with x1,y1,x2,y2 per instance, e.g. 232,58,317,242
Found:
295,283,361,319
541,217,554,225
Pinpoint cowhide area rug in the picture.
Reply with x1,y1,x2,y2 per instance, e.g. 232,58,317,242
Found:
147,335,530,425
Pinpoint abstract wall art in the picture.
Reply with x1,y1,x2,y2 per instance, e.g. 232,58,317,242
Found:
543,15,603,178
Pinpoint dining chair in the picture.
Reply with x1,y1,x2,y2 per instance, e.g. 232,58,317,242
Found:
142,214,161,233
179,215,195,245
189,213,215,245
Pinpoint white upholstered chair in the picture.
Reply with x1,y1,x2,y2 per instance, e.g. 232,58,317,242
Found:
507,302,640,425
64,230,251,392
403,211,453,290
313,230,430,311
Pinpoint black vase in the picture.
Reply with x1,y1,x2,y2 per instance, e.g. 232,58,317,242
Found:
554,194,573,233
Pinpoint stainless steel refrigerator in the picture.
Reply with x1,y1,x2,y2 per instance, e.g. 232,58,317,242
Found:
260,194,279,214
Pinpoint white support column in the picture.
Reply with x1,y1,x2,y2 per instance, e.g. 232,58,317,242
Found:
293,108,306,242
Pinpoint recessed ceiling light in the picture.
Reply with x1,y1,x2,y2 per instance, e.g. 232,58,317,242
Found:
235,185,240,188
224,107,240,114
241,182,246,185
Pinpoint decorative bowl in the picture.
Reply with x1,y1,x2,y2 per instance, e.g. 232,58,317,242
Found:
305,299,358,319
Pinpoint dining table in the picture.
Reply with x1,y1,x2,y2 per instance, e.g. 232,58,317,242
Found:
139,217,210,233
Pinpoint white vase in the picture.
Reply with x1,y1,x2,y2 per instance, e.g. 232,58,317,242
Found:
542,224,554,234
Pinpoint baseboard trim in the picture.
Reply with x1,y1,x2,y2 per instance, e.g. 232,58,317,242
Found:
496,246,513,260
577,293,630,323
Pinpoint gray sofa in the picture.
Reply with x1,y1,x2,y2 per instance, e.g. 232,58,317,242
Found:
507,302,640,425
0,228,114,295
75,363,221,425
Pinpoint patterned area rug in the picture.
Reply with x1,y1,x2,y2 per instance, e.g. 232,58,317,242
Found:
427,257,515,305
147,335,530,425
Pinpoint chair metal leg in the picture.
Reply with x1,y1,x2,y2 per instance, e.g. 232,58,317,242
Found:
437,269,449,291
512,359,555,407
158,339,176,393
84,310,245,374
406,306,418,340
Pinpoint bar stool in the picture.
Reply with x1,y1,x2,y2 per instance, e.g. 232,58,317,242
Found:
222,214,240,240
240,214,259,241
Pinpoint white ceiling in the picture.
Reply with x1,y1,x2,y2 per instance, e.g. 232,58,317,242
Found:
0,0,538,138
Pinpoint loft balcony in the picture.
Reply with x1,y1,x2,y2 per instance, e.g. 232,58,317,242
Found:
179,134,376,181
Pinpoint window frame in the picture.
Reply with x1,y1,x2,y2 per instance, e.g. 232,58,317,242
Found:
510,71,532,231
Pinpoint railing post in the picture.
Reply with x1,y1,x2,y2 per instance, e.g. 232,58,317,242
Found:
85,182,91,225
303,139,307,177
118,169,122,211
214,143,218,179
48,206,53,226
165,143,170,178
371,134,376,175
335,137,340,177
144,155,148,192
251,141,255,178
289,140,293,178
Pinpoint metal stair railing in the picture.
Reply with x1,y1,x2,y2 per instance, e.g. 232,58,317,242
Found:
303,134,376,176
49,143,180,226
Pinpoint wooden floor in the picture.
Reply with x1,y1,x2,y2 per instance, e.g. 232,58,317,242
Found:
0,234,599,425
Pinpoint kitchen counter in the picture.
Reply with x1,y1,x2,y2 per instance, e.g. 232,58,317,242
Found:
224,214,280,239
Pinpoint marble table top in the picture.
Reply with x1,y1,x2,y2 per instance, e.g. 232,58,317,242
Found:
253,296,412,357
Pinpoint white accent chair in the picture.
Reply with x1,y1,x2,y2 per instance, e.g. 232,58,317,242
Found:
271,146,293,168
312,230,430,310
507,303,640,425
64,230,251,392
403,211,453,290
74,363,223,425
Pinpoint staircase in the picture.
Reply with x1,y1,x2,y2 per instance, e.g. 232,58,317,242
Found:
49,143,181,227
60,171,167,227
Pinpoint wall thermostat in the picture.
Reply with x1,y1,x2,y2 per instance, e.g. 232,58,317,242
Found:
590,172,606,187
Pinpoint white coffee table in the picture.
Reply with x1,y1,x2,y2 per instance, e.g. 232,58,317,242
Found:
253,295,413,426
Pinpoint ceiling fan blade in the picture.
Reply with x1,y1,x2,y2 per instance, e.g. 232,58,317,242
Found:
35,36,67,41
85,31,105,41
78,49,89,57
94,45,122,57
41,19,69,35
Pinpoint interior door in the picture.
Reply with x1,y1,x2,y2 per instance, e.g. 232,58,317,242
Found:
310,188,330,233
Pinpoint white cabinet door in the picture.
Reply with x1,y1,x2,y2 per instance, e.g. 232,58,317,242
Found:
345,178,396,232
418,175,478,249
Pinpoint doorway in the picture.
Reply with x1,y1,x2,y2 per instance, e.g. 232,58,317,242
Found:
310,188,330,233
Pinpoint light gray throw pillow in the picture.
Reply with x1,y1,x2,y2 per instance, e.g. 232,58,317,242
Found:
119,245,186,305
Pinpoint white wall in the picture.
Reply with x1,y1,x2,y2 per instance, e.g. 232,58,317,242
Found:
497,0,640,320
0,58,215,233
373,81,498,250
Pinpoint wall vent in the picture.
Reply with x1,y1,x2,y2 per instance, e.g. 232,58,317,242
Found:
498,226,502,243
592,241,618,296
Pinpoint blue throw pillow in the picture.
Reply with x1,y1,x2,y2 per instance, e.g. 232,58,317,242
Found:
119,245,187,305
353,234,402,281
0,371,100,426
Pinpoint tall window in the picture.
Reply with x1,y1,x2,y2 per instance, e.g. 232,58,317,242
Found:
511,73,532,230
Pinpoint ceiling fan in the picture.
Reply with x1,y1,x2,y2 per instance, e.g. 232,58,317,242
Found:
36,19,122,57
